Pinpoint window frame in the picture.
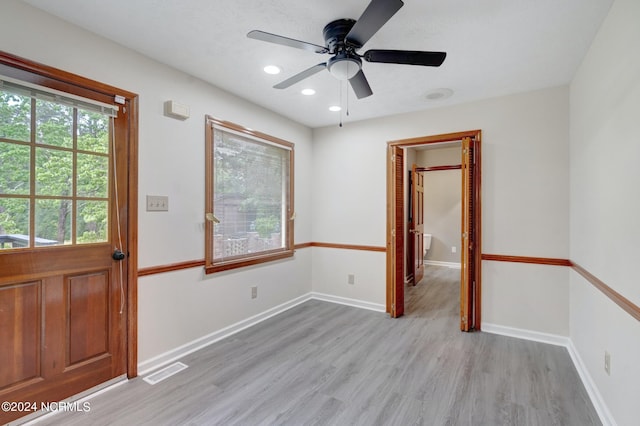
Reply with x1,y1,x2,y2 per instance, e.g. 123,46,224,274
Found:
204,115,294,274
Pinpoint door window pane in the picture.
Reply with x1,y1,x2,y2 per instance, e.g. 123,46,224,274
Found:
36,99,73,148
35,198,71,246
77,200,108,244
0,198,30,249
35,147,73,196
77,109,109,153
77,153,108,198
0,90,30,142
0,142,30,195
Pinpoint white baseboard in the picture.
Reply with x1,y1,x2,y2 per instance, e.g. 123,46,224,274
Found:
483,323,615,426
310,292,386,313
425,260,461,269
481,323,569,346
138,292,384,375
138,293,312,375
566,340,617,426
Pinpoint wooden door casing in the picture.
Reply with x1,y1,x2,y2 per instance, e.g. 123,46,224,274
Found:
387,130,481,328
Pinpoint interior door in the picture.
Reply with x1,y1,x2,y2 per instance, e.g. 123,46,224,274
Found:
411,164,425,284
390,146,404,317
460,136,476,331
0,85,128,423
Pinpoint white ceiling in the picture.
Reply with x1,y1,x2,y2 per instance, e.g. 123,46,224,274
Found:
23,0,612,128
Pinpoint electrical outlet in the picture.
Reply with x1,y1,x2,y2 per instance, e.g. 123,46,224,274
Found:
251,286,258,299
348,274,355,285
146,195,169,211
451,246,457,253
604,351,611,375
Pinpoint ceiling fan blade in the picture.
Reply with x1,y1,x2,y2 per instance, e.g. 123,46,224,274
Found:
349,70,373,99
274,63,327,89
247,30,328,54
346,0,404,48
364,49,447,66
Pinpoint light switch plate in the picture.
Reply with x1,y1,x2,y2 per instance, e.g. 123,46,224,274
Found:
147,195,168,211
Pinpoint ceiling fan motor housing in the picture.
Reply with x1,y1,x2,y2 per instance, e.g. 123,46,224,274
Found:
323,19,362,80
323,19,359,51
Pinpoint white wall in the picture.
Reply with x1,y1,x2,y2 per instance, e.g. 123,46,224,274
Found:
569,0,640,424
312,86,570,333
417,146,461,264
0,0,314,364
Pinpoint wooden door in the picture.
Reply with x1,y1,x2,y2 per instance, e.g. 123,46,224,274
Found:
0,80,129,423
389,146,404,317
460,137,476,331
411,164,425,284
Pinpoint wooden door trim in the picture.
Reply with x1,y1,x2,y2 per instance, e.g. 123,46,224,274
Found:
386,130,481,326
0,51,139,378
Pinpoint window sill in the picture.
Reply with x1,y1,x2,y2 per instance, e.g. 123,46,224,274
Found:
205,249,294,274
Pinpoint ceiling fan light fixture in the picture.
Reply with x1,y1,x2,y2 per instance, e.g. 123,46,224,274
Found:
327,55,361,80
329,105,342,112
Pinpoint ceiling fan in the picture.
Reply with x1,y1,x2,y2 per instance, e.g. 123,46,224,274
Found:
247,0,446,99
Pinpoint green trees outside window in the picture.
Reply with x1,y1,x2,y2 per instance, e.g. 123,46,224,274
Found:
0,90,110,249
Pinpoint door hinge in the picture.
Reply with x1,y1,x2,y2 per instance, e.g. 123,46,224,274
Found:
462,316,467,323
392,303,395,310
391,229,396,237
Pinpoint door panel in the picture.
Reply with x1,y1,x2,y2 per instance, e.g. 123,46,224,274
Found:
0,282,41,389
68,271,110,365
411,164,425,284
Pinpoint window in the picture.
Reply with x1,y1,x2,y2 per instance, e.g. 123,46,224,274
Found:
205,116,294,273
0,77,115,250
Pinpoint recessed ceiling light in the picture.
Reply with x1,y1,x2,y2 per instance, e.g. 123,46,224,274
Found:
329,105,342,112
301,88,316,96
263,65,281,75
424,88,454,101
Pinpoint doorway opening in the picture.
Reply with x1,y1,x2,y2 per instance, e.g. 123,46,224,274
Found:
386,130,481,331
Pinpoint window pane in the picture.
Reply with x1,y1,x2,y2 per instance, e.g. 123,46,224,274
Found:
36,99,73,148
78,109,109,153
35,198,71,246
35,147,73,196
77,153,108,198
77,200,108,244
213,130,289,260
0,197,30,249
0,142,30,195
0,90,31,142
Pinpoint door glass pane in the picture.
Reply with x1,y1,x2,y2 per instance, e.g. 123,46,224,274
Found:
77,200,108,244
36,99,73,148
77,109,109,153
0,198,30,249
35,198,71,246
35,147,73,196
77,153,108,198
0,90,31,142
0,142,30,195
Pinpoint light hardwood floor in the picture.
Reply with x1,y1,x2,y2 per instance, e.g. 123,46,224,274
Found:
30,266,600,425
